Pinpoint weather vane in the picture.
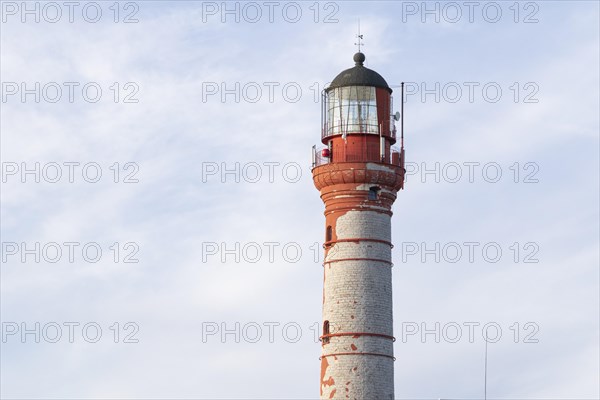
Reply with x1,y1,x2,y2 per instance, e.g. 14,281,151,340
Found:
354,20,364,52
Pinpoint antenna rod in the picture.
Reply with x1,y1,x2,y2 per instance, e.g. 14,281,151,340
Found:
358,20,361,52
484,339,488,400
355,19,363,53
401,82,404,149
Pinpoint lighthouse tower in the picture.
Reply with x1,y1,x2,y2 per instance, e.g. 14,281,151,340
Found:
312,51,405,399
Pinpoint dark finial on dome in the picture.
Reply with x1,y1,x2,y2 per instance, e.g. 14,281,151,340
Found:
353,52,366,66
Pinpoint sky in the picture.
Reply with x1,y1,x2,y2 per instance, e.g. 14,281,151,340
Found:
1,0,599,399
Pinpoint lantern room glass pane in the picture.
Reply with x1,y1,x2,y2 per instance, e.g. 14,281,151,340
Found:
326,86,379,136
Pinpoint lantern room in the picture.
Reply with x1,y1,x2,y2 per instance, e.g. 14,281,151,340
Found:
313,52,403,168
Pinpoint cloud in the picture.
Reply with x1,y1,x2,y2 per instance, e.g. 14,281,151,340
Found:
1,2,598,398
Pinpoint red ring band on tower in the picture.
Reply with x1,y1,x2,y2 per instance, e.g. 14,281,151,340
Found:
324,207,394,217
323,238,394,248
320,352,396,361
320,332,396,341
323,257,393,266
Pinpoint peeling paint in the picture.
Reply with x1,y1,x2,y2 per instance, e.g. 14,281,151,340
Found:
323,376,335,387
365,162,396,173
320,357,330,396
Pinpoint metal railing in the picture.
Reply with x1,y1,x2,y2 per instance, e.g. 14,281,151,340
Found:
312,145,404,169
321,124,397,142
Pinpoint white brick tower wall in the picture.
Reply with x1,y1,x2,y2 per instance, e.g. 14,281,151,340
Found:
313,163,403,399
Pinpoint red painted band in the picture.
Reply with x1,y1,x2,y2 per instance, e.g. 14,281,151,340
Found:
320,332,396,341
323,238,394,248
320,352,396,361
323,257,393,266
323,206,393,217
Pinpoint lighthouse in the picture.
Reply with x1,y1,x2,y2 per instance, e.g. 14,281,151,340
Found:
312,51,405,399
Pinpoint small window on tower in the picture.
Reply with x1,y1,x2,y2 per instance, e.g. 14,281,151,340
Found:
369,186,380,200
326,226,333,242
323,320,330,344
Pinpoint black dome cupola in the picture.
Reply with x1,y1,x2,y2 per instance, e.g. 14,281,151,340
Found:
328,52,392,93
